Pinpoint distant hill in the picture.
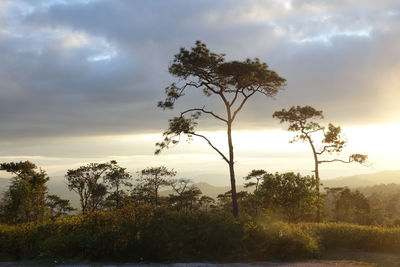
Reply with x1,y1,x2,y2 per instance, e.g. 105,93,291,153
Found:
356,183,400,199
321,170,400,189
161,171,400,199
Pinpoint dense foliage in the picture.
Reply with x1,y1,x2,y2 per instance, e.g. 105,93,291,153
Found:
2,209,400,262
1,161,400,227
1,162,399,262
0,162,58,224
259,172,318,223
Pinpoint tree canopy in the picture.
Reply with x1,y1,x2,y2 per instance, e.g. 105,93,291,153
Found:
0,161,49,224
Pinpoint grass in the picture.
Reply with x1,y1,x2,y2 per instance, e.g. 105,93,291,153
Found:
2,210,400,264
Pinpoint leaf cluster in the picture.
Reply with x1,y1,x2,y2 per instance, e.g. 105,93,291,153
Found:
158,41,286,110
259,172,319,223
273,105,368,161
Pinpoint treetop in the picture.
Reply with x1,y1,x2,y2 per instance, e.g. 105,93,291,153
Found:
158,41,286,110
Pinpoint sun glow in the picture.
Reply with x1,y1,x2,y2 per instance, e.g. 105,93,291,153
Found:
7,123,398,183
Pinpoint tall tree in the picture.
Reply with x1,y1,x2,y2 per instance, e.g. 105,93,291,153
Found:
65,161,117,214
156,41,286,217
138,166,176,206
273,105,368,222
0,161,49,224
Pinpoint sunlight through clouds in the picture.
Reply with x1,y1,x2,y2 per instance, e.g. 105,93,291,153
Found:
4,122,396,183
0,0,399,183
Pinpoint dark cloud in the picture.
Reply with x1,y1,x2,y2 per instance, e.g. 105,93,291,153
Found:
0,0,399,145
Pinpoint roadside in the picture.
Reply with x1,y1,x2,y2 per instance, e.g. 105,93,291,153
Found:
0,260,375,267
6,249,400,267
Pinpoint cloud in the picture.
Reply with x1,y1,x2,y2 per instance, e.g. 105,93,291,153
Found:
0,0,399,146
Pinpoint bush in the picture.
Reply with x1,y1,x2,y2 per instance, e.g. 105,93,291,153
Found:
2,210,400,262
243,221,319,260
301,223,400,253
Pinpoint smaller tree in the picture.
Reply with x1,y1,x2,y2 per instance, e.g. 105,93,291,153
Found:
244,169,266,192
217,190,253,215
137,166,176,206
169,178,191,210
104,165,132,210
244,169,267,216
0,161,49,224
199,195,215,212
273,105,368,222
259,172,318,223
182,185,202,212
65,161,116,214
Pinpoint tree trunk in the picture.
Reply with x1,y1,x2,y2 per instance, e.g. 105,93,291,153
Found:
307,135,321,223
116,184,120,210
315,160,321,223
227,122,239,217
155,187,158,206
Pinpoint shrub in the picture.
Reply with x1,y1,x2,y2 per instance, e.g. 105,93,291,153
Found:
243,221,319,260
2,211,400,262
301,223,400,253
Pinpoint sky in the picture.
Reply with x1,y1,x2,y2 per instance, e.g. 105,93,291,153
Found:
0,0,399,185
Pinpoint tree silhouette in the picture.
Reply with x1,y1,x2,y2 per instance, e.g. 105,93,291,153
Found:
0,161,49,223
138,166,176,206
65,161,117,214
273,105,368,222
244,169,267,216
156,41,286,217
244,169,267,192
46,194,75,219
104,164,132,209
170,178,191,210
182,185,202,211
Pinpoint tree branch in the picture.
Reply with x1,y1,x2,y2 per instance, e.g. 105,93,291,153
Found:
232,90,256,121
181,107,228,123
318,157,352,164
316,145,337,155
229,89,240,108
187,131,229,164
305,127,324,135
197,80,221,95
